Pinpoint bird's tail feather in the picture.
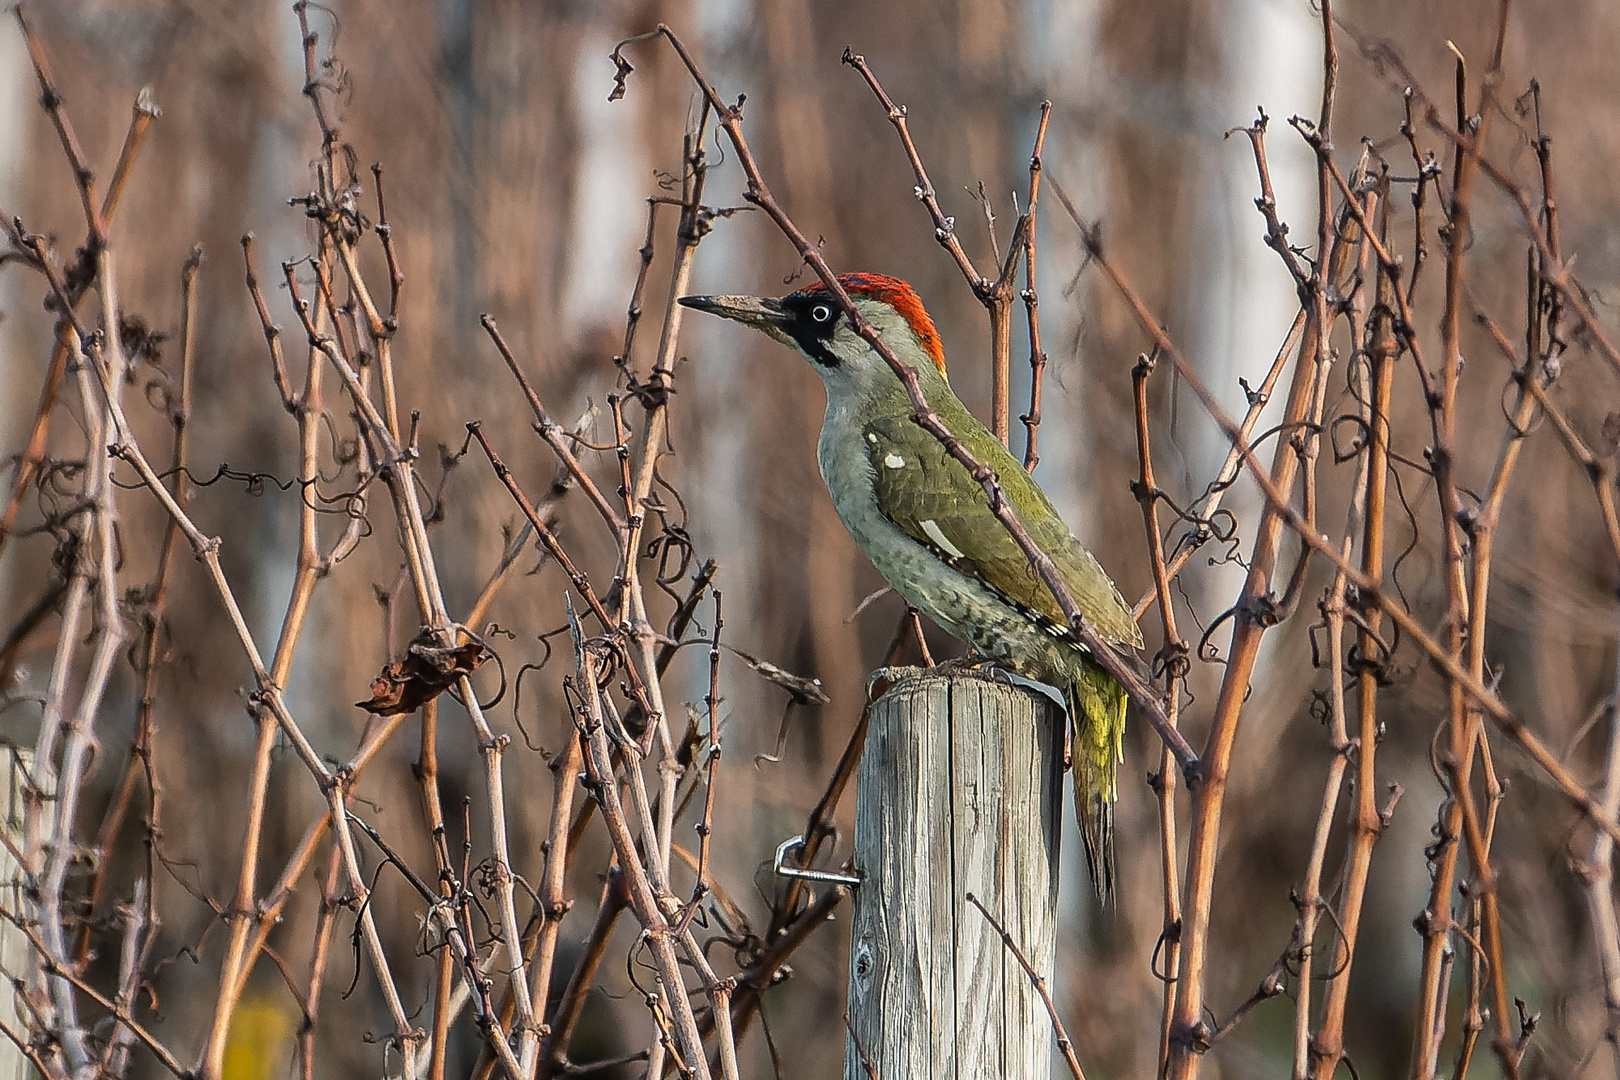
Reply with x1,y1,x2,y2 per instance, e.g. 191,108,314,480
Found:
1068,660,1127,900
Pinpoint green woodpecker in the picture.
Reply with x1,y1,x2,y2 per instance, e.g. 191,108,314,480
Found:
680,273,1143,893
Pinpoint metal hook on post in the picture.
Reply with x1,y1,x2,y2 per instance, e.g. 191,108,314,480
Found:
772,834,861,887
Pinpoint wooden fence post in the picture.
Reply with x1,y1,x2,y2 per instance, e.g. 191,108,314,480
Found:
845,667,1064,1080
0,753,31,1080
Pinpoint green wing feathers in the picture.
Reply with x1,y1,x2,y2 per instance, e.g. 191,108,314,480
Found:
861,412,1143,650
1069,659,1127,900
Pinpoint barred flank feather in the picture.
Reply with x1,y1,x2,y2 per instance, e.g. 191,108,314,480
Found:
1068,658,1127,900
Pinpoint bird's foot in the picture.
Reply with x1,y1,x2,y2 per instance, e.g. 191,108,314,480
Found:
931,651,999,674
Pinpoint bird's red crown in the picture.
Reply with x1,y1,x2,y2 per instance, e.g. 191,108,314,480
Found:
804,273,947,376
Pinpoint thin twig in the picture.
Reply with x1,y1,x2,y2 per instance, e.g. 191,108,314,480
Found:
966,893,1087,1080
1021,101,1052,472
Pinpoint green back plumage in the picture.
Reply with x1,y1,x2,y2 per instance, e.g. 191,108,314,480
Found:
857,387,1142,652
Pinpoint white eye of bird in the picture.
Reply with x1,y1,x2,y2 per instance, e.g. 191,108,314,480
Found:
811,304,833,323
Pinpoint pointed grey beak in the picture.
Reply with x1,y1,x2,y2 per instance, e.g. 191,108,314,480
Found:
678,294,790,328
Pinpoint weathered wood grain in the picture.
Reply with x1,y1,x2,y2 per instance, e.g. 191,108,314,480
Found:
846,668,1062,1080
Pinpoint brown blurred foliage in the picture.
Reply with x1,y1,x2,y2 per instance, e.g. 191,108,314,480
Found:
1,1,1618,1078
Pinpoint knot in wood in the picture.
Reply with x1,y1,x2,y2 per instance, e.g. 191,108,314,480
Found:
1154,641,1191,681
623,373,671,410
1237,592,1282,628
852,941,875,982
1176,1019,1214,1055
1412,908,1446,937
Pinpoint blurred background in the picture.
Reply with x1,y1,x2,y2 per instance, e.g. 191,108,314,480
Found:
1,1,1618,1077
